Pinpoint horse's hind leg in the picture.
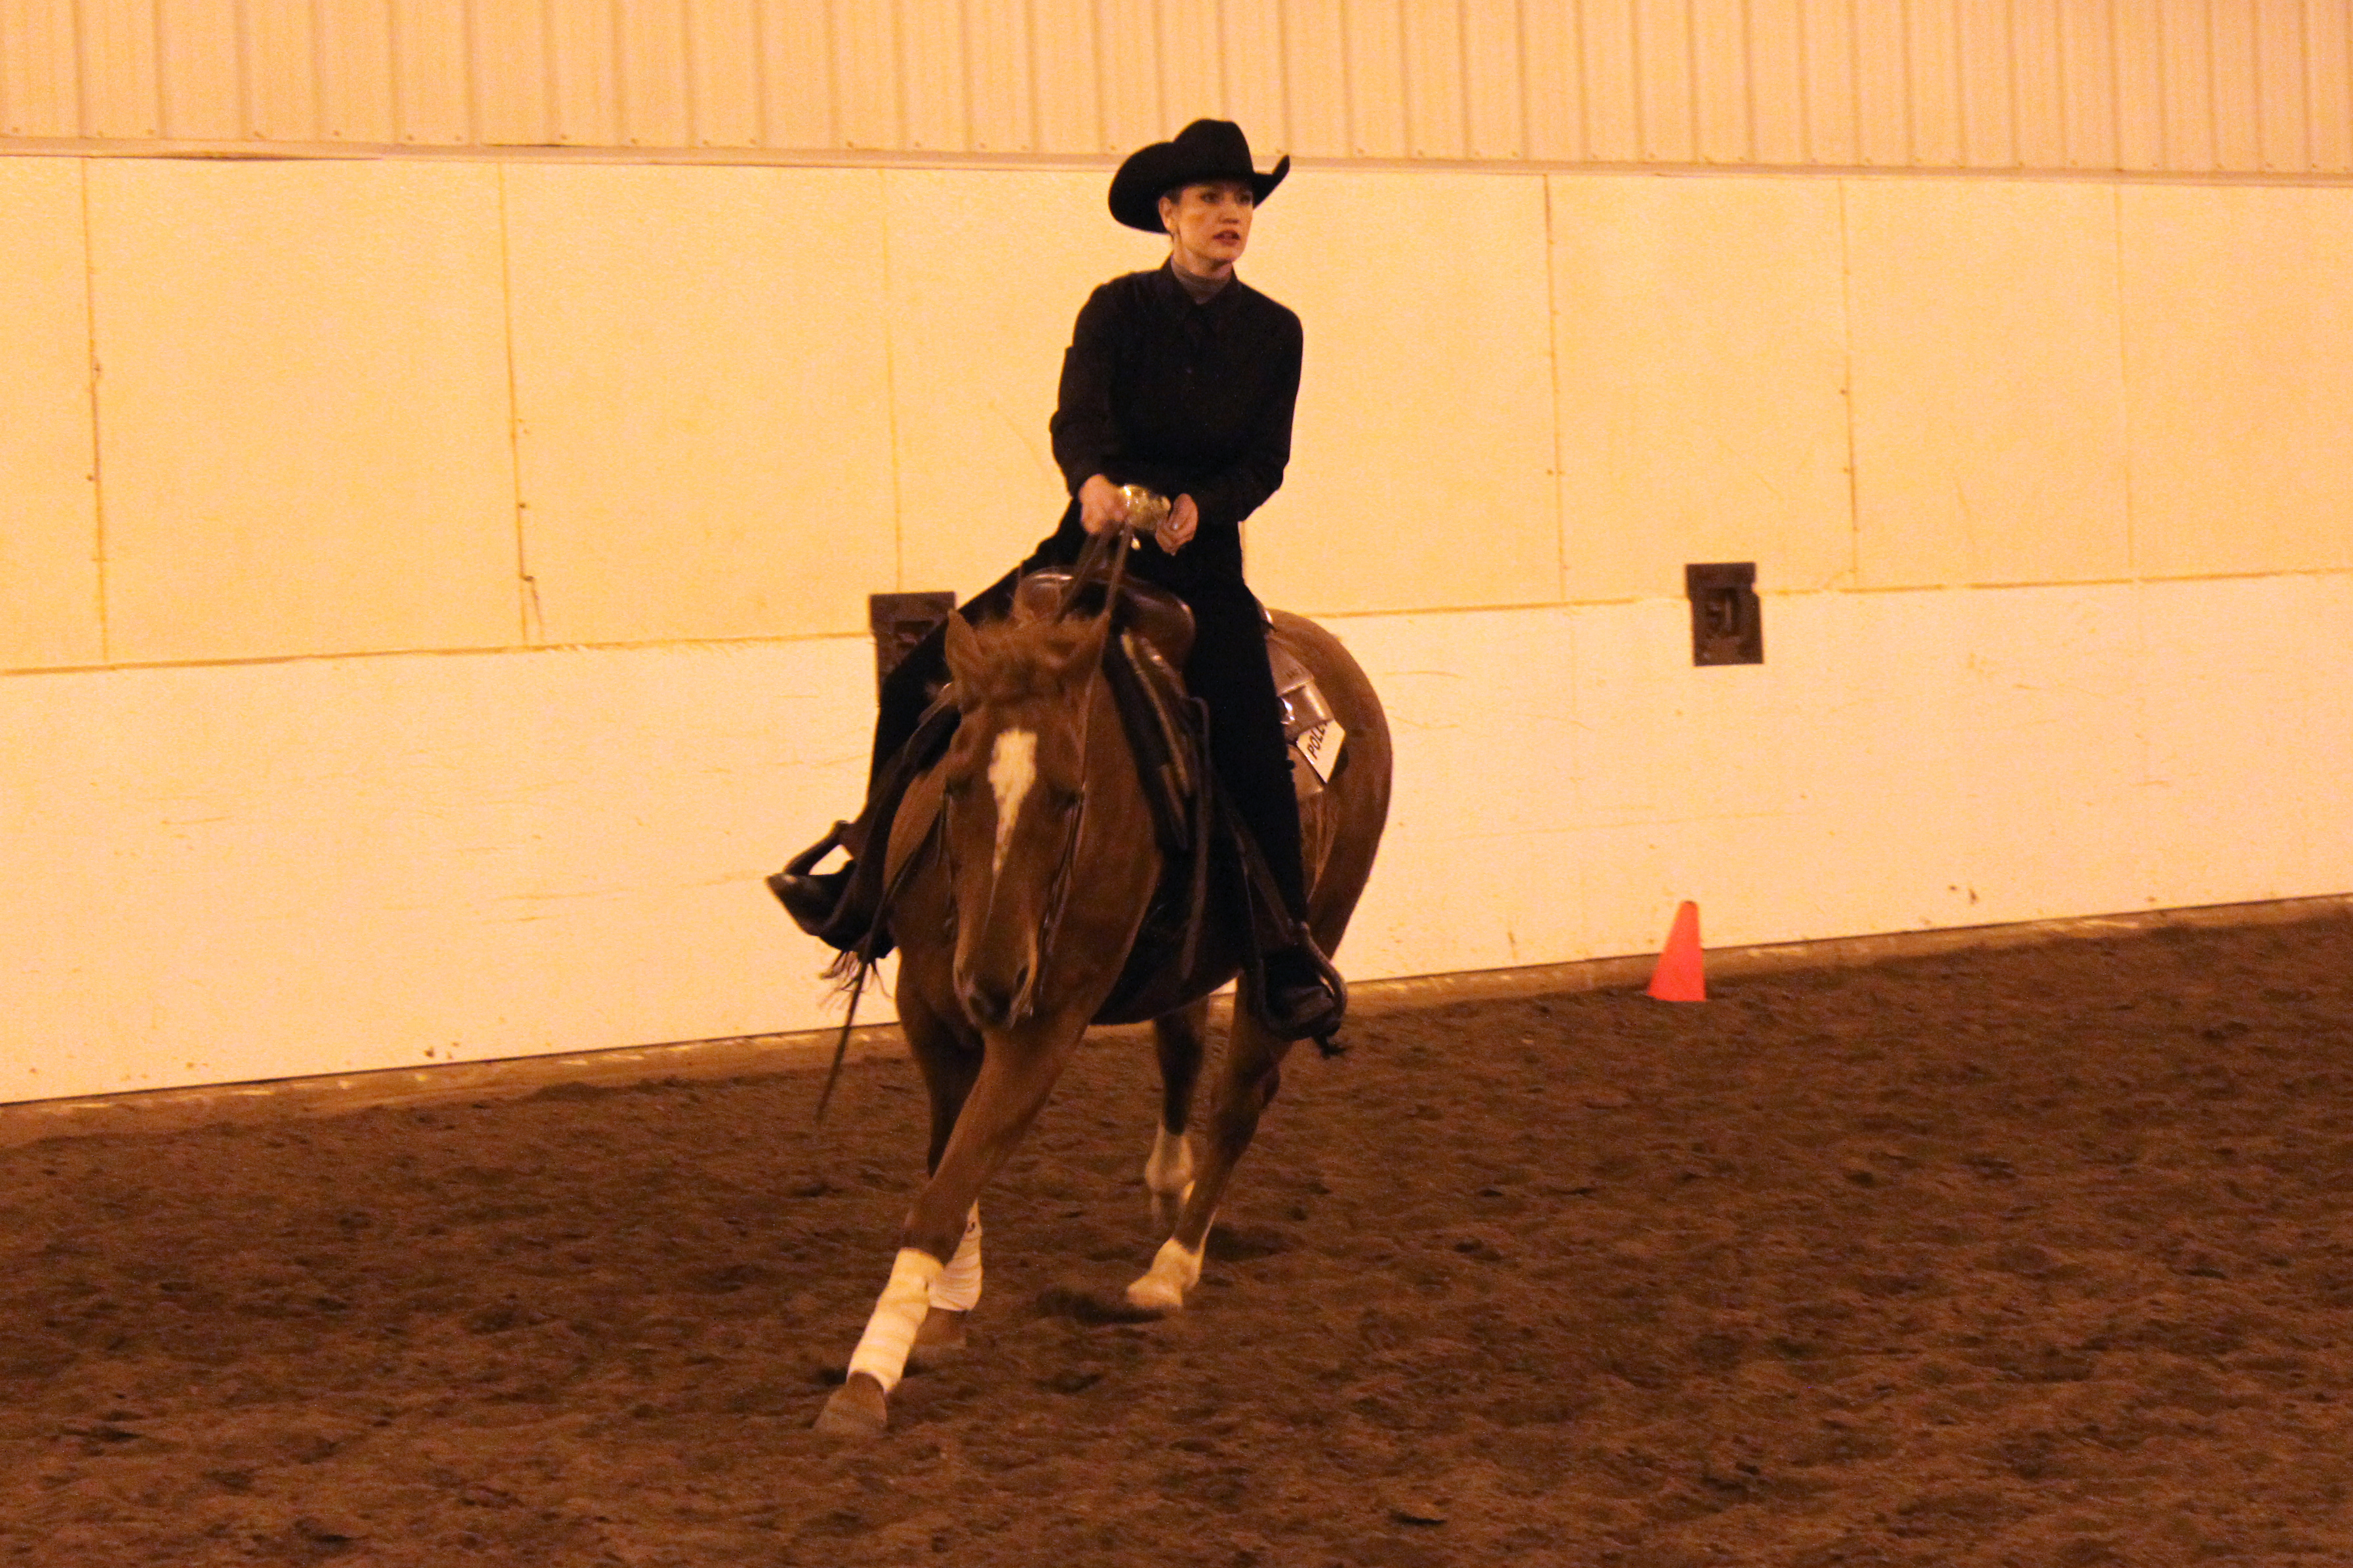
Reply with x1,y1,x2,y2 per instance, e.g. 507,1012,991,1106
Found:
1145,1000,1208,1229
1126,1009,1294,1313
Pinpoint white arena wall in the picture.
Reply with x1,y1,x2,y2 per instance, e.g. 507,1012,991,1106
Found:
5,151,2351,1104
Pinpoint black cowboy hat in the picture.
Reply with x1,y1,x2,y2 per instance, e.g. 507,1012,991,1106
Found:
1107,119,1290,233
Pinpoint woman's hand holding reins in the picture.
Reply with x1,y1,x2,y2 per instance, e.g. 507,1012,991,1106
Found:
1080,476,1196,554
1078,475,1130,536
1157,494,1198,554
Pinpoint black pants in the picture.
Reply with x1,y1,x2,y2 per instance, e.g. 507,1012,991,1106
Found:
871,532,1309,925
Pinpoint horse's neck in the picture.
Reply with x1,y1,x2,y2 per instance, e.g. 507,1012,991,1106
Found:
1074,670,1140,817
1066,669,1158,906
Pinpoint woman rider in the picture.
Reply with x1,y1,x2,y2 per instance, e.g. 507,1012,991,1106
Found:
774,119,1343,1041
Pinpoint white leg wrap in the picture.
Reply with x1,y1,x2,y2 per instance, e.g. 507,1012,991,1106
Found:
1144,1126,1195,1198
1125,1234,1206,1312
846,1248,945,1394
930,1205,983,1313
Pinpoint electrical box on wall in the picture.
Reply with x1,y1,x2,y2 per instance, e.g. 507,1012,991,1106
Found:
1686,563,1763,666
869,591,957,697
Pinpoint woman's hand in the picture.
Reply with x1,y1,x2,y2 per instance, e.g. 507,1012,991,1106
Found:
1157,494,1199,554
1078,475,1129,536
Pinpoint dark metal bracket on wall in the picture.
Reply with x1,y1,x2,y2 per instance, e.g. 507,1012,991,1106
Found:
869,591,957,699
1686,563,1763,666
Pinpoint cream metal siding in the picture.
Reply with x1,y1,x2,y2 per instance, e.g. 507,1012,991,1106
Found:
3,0,2347,174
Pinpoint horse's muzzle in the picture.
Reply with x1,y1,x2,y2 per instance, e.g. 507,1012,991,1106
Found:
955,957,1036,1030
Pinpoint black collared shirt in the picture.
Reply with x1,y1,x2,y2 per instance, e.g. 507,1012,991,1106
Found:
1048,262,1303,581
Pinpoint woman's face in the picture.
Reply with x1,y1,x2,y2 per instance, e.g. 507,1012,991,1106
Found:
1159,180,1255,276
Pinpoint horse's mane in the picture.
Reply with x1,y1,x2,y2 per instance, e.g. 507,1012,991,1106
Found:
955,614,1104,706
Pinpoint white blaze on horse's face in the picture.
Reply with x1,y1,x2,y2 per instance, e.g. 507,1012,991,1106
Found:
987,728,1038,877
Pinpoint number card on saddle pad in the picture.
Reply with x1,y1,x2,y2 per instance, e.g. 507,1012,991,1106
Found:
1271,639,1346,797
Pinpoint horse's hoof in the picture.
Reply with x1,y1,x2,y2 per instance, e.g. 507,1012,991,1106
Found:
905,1308,968,1372
814,1372,889,1438
1122,1276,1185,1314
1124,1235,1204,1315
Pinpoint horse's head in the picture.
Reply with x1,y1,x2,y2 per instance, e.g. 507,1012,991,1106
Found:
936,608,1111,1030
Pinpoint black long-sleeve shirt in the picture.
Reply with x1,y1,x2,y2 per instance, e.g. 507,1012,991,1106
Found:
1046,262,1303,587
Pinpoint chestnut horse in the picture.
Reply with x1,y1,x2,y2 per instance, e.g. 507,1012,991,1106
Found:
816,593,1391,1436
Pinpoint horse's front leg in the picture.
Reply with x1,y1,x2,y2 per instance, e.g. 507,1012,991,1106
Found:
1126,1009,1295,1313
902,986,984,1371
817,1016,1083,1438
1144,1000,1208,1230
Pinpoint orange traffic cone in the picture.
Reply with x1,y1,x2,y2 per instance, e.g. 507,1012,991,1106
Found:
1646,901,1706,1002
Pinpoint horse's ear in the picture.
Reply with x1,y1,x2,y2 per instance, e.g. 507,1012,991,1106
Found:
942,612,982,697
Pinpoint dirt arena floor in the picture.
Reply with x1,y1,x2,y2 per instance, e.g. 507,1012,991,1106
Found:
5,913,2352,1567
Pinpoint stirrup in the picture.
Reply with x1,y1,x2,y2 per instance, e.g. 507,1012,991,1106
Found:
764,691,964,956
1250,934,1347,1043
768,819,852,928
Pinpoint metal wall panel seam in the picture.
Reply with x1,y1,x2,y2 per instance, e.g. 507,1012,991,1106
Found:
1341,0,1365,154
1741,0,1760,163
1455,0,1473,159
314,0,332,142
1223,0,1289,155
2259,0,2308,169
2319,0,2353,170
876,170,904,589
152,0,170,136
1158,0,1221,132
2255,0,2295,170
1539,172,1568,602
492,162,536,644
79,155,109,661
606,0,625,144
896,0,964,152
960,0,976,149
684,0,703,147
234,0,252,136
1924,0,1964,167
1625,0,1647,153
388,0,483,145
82,0,163,136
744,0,770,147
962,0,982,151
1800,0,1860,163
1024,0,1040,150
1513,0,1544,162
1584,0,1645,163
780,0,842,149
1794,0,1812,155
1834,176,1859,583
2115,0,2163,170
2108,181,2135,572
1851,0,1903,163
2105,0,2123,167
2005,0,2020,163
388,0,405,137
